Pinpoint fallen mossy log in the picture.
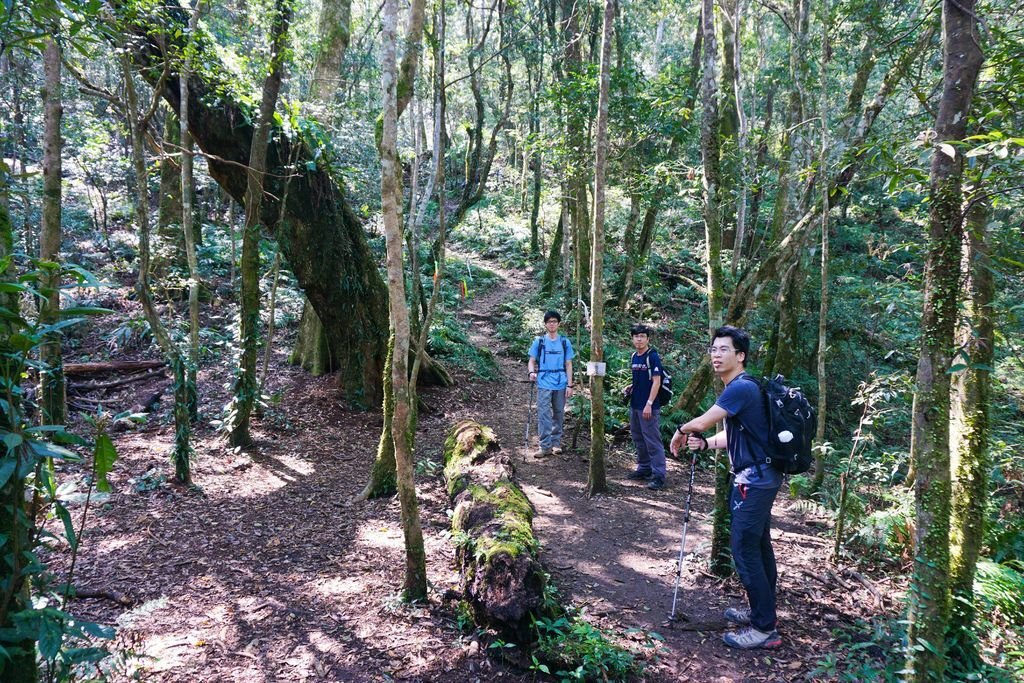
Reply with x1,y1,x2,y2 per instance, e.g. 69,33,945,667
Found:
443,420,547,640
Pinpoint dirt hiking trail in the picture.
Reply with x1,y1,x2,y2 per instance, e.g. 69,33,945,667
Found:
55,253,899,682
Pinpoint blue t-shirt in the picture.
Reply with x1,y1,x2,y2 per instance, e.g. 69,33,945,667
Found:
529,335,574,390
630,349,664,410
716,373,783,488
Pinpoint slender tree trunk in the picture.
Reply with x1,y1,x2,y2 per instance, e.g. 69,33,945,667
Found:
947,194,993,666
699,0,730,578
812,0,831,495
410,0,448,392
906,3,982,679
229,0,291,447
587,0,613,497
540,207,564,296
39,34,66,427
381,0,427,601
122,53,193,484
180,1,202,423
614,193,641,308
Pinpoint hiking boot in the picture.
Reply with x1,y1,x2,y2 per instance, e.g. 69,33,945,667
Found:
646,478,666,491
552,446,564,455
626,469,652,480
724,607,751,626
722,627,781,650
538,448,552,457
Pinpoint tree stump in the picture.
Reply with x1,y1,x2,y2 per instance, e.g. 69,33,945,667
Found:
443,420,547,640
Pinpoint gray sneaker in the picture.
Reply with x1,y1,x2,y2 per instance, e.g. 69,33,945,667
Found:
724,607,751,626
722,627,781,650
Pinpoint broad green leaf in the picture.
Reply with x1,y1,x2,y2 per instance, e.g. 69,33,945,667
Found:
56,504,77,551
37,613,64,660
37,317,86,337
2,432,22,452
60,306,115,317
0,282,28,293
27,440,81,462
0,459,15,487
94,434,117,493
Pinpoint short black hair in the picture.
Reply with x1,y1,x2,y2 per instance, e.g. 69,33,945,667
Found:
630,323,651,336
543,310,562,323
712,325,750,365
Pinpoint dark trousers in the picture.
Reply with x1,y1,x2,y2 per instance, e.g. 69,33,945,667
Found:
730,483,780,632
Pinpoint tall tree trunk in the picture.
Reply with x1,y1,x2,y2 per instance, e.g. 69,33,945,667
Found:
39,33,65,427
121,52,194,484
118,1,389,405
614,193,641,308
229,0,291,447
812,0,831,495
156,109,186,275
180,1,201,423
906,3,982,679
0,158,37,683
699,0,730,578
381,0,427,601
947,194,993,667
309,0,351,104
587,0,613,497
562,0,590,299
540,207,564,296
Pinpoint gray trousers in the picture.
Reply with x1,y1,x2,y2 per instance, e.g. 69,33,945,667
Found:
536,387,566,450
629,407,666,481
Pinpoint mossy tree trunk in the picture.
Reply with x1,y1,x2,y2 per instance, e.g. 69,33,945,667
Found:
443,421,547,640
812,0,831,495
156,109,186,276
119,1,388,405
0,163,37,683
39,33,65,428
230,0,291,447
309,0,351,105
293,0,354,375
946,195,993,666
381,0,427,601
699,0,731,578
587,0,613,498
906,3,983,679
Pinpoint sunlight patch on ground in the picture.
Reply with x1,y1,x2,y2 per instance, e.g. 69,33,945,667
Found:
355,523,404,550
312,575,372,598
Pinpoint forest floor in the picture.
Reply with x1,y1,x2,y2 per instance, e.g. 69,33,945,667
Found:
50,249,907,682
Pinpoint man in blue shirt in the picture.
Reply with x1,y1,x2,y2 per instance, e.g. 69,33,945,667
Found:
670,325,783,650
625,324,667,490
527,311,574,456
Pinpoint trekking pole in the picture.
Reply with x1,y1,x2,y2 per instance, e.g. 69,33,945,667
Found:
524,378,535,452
670,436,700,622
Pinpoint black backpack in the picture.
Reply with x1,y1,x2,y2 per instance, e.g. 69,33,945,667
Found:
636,350,674,408
741,374,817,475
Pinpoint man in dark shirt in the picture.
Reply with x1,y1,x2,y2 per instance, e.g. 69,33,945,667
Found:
625,324,667,490
670,326,783,650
